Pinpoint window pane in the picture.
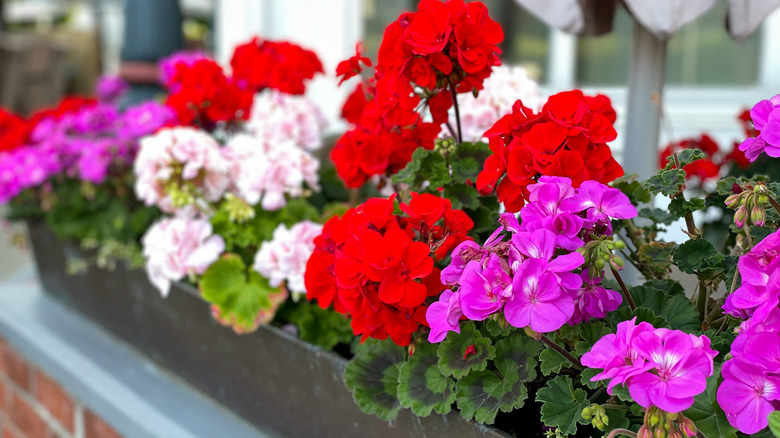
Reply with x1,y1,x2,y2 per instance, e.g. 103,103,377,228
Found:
576,3,761,86
361,0,550,83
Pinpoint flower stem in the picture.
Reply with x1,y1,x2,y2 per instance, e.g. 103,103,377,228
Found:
540,334,583,370
767,194,780,216
606,429,637,438
446,79,462,144
610,267,636,310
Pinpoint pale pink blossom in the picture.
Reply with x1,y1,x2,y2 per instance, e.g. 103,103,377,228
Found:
134,127,230,213
223,134,320,210
142,215,225,297
245,90,327,151
253,221,323,294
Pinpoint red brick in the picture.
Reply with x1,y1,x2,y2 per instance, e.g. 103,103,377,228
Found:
35,370,75,433
1,346,30,392
84,410,123,438
2,423,22,438
7,392,49,438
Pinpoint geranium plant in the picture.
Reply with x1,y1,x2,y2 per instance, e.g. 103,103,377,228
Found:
300,1,780,437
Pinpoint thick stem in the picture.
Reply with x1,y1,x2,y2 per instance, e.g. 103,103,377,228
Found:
768,194,780,217
447,79,462,144
606,429,637,438
611,267,636,310
540,334,583,370
684,211,699,238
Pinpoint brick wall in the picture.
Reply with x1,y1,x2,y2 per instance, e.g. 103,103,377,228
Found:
0,338,123,438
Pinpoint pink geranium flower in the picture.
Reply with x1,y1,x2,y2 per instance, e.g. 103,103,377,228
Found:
504,258,573,332
458,255,512,321
717,359,780,434
426,289,463,343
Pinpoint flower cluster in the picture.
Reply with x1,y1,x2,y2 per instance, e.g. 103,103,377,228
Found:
95,75,129,104
331,0,504,188
253,220,323,295
582,318,716,413
244,89,327,151
718,228,780,433
231,37,323,95
305,193,474,346
739,94,780,161
449,65,543,143
223,132,319,211
134,126,231,214
164,57,254,127
1,95,175,202
141,216,225,296
427,177,636,342
476,90,624,212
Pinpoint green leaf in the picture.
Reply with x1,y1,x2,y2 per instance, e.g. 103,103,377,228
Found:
645,169,685,196
536,375,589,436
392,148,450,189
454,334,538,424
613,175,652,204
397,342,455,417
716,176,739,196
666,148,706,169
628,284,700,332
443,183,480,210
280,300,354,350
642,278,686,296
437,322,496,379
485,318,514,337
574,322,612,356
540,348,568,376
669,197,707,218
610,384,633,402
199,254,283,333
637,242,676,278
610,306,670,329
579,368,601,389
673,238,725,279
684,364,738,438
344,339,406,422
638,207,677,225
603,405,631,434
768,411,780,437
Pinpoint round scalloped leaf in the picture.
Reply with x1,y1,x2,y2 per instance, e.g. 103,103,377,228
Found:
494,334,540,382
540,348,568,376
628,285,700,332
344,339,406,422
485,317,515,337
536,375,589,436
455,370,525,425
436,322,495,379
200,254,279,333
397,342,455,417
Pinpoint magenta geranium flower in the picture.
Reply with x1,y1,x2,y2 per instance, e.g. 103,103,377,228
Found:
569,269,621,324
562,180,637,224
504,258,573,332
440,240,485,285
717,359,780,434
459,256,512,321
582,318,656,393
426,289,463,343
739,94,780,161
628,329,713,413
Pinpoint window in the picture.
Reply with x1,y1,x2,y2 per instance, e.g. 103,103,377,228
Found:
576,2,762,86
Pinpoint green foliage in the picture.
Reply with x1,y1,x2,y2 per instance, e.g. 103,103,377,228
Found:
579,368,601,389
613,175,652,205
443,183,480,210
645,169,686,196
455,335,538,424
637,242,676,278
536,376,590,436
450,142,491,184
437,322,495,379
540,348,568,376
665,149,706,169
278,300,354,350
397,342,455,416
392,148,450,189
684,364,738,438
673,238,726,280
211,198,319,257
627,284,700,332
669,197,707,218
485,317,514,338
768,411,780,437
638,207,677,225
574,322,612,356
344,339,406,422
610,306,670,329
199,254,282,333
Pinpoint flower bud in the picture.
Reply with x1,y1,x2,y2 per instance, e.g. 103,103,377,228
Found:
524,326,541,340
680,417,697,437
725,193,741,207
581,407,592,419
735,206,748,227
613,240,626,250
751,204,766,226
649,413,661,427
637,426,652,438
668,430,683,438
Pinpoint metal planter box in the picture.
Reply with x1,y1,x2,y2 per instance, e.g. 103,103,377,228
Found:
27,223,508,438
